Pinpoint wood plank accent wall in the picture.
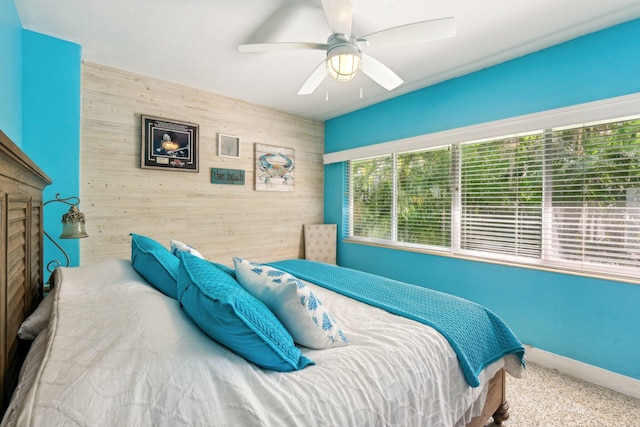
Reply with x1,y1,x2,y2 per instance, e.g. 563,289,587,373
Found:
81,62,325,266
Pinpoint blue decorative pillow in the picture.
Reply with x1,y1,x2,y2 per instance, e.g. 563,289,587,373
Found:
130,233,179,299
209,261,236,279
177,253,314,372
234,258,348,349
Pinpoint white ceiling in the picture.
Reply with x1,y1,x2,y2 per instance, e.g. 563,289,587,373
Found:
15,0,640,121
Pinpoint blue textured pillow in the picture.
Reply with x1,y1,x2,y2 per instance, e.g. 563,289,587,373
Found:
130,233,179,299
209,261,237,279
169,239,236,278
177,253,314,372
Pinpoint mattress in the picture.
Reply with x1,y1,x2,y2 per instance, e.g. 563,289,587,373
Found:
2,259,522,426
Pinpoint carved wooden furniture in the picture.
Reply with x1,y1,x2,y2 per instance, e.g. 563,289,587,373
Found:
468,368,510,426
0,131,51,413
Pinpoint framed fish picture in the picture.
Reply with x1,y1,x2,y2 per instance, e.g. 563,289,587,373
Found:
141,115,199,172
254,143,295,192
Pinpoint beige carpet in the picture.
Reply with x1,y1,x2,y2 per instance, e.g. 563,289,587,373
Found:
484,362,640,426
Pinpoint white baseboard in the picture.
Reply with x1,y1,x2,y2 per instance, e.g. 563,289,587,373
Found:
524,345,640,399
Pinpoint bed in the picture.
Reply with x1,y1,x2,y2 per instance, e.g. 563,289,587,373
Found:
0,134,524,427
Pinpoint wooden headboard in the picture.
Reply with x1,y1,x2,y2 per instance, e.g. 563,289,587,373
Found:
0,130,51,413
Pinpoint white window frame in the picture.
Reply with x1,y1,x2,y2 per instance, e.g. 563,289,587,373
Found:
328,93,640,283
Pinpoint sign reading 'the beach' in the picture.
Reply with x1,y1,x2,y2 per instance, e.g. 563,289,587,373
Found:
211,168,245,185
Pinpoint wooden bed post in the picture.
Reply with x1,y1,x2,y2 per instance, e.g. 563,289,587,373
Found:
492,369,510,424
493,401,510,424
466,368,510,427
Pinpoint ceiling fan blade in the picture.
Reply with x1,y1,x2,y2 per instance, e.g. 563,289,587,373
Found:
363,17,456,48
243,2,301,46
321,0,352,38
298,61,328,95
360,53,403,91
238,42,328,53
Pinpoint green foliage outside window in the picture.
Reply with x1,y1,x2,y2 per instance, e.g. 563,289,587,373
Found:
347,117,640,278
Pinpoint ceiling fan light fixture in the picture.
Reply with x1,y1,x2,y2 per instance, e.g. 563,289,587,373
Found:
326,42,361,82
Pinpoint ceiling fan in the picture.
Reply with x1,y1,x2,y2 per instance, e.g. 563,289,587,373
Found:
238,0,456,95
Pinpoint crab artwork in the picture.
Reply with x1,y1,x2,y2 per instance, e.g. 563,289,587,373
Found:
255,144,295,192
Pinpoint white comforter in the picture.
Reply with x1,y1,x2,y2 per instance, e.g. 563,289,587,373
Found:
3,259,521,426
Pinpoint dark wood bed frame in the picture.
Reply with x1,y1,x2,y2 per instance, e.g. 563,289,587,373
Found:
0,130,51,414
0,129,509,424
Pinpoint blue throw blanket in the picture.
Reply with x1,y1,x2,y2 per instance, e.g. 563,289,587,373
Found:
269,259,525,387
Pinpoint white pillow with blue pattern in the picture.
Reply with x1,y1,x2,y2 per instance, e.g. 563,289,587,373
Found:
233,257,348,349
170,240,204,258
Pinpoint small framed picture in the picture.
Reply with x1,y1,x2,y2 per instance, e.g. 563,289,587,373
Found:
218,134,240,158
141,115,199,172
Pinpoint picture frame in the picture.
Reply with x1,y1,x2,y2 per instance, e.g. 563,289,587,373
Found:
141,115,199,172
255,143,295,192
218,134,240,158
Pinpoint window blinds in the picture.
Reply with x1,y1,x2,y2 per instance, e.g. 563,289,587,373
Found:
547,118,640,275
459,134,544,259
348,155,395,241
345,116,640,281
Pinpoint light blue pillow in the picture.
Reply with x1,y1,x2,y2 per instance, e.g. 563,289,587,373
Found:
234,258,348,349
177,252,314,372
130,233,179,299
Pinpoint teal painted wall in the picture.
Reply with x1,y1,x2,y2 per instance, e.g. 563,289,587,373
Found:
21,30,82,273
0,2,82,271
0,0,22,144
325,19,640,379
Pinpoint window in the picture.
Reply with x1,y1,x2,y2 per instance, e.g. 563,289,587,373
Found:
346,116,640,281
548,119,640,276
350,155,395,241
459,133,543,259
